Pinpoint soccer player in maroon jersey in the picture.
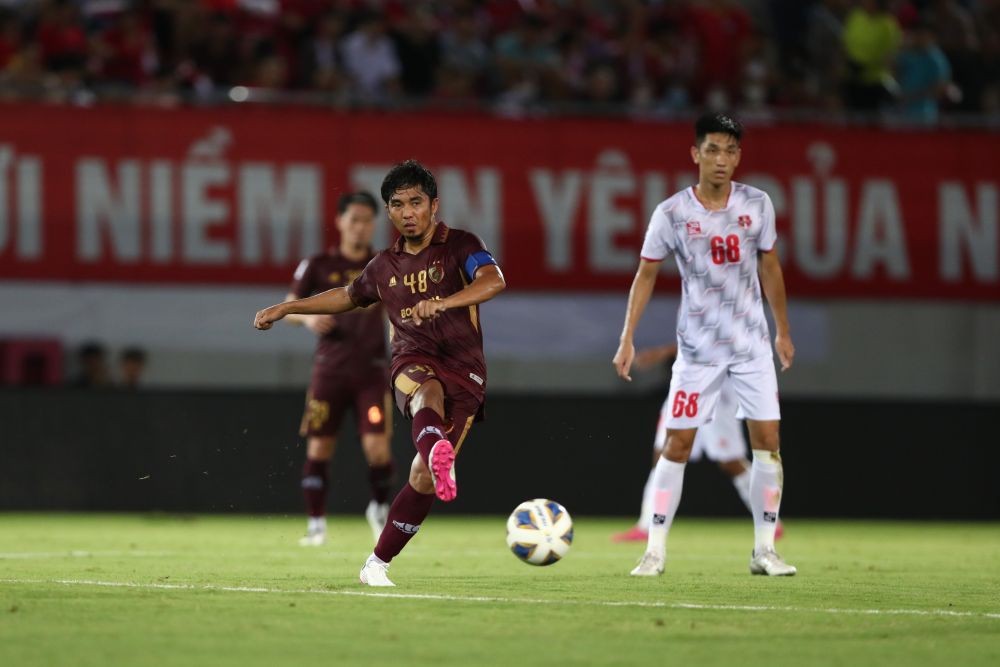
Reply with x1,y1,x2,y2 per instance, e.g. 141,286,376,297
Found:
254,160,505,586
282,191,395,547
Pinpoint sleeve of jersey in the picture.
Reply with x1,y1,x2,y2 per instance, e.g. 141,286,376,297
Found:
461,235,498,282
289,259,312,298
758,194,778,253
346,259,380,308
639,205,673,262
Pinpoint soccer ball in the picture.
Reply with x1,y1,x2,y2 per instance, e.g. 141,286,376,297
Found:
505,499,573,566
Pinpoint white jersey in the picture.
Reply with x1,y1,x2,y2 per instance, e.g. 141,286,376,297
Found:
640,182,777,365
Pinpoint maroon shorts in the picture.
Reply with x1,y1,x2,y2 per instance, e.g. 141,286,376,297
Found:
392,360,485,454
300,365,391,439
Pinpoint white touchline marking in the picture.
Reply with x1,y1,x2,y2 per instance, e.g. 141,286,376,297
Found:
0,551,174,560
2,578,998,620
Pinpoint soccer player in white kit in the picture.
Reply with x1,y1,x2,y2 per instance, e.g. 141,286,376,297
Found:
613,113,796,577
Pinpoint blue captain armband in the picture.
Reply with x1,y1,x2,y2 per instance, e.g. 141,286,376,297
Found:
463,250,497,281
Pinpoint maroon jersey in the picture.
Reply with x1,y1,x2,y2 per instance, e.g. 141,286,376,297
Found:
290,249,387,377
347,223,496,398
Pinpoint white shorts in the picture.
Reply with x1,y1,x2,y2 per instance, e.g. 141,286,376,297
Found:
654,381,748,462
662,353,780,430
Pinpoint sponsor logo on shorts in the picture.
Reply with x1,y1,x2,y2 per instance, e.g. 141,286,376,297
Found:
468,372,484,386
393,520,420,535
652,514,666,526
417,426,445,441
308,399,330,430
762,511,777,523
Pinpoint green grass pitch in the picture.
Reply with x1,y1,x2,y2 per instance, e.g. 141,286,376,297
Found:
1,514,998,666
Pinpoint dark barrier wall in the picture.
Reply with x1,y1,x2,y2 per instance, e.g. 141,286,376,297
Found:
2,388,997,519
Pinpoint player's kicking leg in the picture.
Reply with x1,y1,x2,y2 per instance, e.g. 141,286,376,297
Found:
360,371,469,586
300,435,335,546
631,428,696,576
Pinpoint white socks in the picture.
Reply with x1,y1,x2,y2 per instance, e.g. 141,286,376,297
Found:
645,457,686,558
307,516,327,534
642,463,757,530
732,469,752,512
637,467,656,530
750,450,783,553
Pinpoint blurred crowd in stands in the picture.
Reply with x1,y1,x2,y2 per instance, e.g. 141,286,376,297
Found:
0,0,997,123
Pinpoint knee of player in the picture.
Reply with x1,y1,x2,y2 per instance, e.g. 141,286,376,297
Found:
361,435,391,463
663,436,694,462
753,432,780,453
307,436,335,459
411,380,445,414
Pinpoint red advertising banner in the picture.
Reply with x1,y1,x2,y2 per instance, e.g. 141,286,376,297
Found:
0,104,996,299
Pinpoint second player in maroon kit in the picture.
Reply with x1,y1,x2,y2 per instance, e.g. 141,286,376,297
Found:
254,160,506,587
282,191,395,546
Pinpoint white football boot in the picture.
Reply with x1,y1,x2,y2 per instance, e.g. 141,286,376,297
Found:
298,529,327,547
749,547,797,576
365,501,389,542
299,517,327,546
630,550,665,576
359,555,395,587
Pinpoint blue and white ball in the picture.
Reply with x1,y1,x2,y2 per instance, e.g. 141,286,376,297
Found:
506,499,574,566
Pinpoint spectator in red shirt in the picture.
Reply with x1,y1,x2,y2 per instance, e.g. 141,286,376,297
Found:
99,11,157,86
683,0,752,103
36,0,87,73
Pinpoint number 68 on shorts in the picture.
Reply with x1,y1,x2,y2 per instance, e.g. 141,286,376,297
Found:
665,354,781,429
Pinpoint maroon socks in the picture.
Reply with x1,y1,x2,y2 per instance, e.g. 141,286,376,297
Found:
301,458,329,518
373,483,435,562
371,408,450,562
411,407,448,465
368,461,395,505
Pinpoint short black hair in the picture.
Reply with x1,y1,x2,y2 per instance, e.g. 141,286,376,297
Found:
380,160,437,204
337,190,378,215
694,112,743,146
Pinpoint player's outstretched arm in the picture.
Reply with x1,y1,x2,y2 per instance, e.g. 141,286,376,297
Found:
254,287,358,331
280,292,337,335
613,259,661,381
758,251,794,371
411,265,506,326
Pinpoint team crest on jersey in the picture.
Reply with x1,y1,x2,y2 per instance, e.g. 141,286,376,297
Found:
389,276,397,287
738,215,752,229
428,263,444,284
686,221,703,237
